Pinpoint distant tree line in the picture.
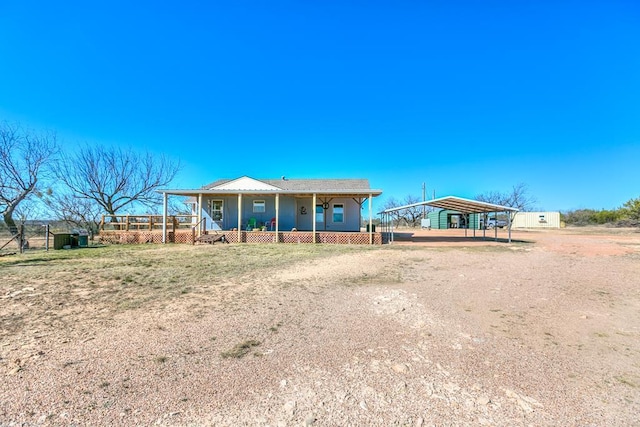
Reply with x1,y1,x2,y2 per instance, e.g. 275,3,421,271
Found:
562,198,640,227
0,121,181,237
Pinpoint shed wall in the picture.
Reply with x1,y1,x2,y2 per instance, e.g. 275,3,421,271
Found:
512,212,561,228
427,210,481,229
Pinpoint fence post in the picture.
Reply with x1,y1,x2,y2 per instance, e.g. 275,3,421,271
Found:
19,224,24,254
45,224,50,251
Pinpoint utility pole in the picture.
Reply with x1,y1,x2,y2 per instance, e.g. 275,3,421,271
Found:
422,182,426,218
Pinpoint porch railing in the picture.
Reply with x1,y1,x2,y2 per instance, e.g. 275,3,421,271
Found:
99,214,197,231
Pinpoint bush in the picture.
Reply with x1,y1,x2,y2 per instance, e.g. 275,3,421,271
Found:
563,209,598,226
621,197,640,221
594,209,622,224
563,197,640,227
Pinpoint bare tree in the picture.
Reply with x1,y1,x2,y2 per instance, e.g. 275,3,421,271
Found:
381,196,402,227
399,195,425,227
44,192,104,232
51,145,180,224
476,182,537,211
381,195,427,227
0,122,58,234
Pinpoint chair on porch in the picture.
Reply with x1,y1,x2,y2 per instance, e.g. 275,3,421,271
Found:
246,217,258,231
267,217,276,231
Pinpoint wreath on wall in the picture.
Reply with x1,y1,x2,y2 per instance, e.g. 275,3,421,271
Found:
300,206,307,215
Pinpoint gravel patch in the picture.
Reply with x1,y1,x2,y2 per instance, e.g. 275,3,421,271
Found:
1,229,639,425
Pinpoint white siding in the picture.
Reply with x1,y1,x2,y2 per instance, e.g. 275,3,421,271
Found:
512,212,561,228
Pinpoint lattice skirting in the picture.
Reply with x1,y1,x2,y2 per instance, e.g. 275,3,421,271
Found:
221,231,381,245
98,231,194,244
98,230,382,245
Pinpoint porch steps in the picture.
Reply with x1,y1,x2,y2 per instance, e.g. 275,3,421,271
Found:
196,233,228,244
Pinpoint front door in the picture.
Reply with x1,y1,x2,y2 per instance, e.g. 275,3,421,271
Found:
296,199,312,231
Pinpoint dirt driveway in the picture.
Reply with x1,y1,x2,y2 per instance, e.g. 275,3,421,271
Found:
1,227,639,426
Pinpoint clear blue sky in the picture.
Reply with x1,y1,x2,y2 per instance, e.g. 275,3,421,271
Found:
1,1,639,211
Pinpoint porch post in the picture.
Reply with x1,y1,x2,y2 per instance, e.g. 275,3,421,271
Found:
162,192,168,244
197,193,203,237
275,193,280,243
237,193,242,243
312,193,317,243
369,193,373,244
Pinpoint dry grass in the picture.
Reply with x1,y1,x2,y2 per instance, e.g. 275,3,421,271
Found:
220,339,262,359
0,243,377,344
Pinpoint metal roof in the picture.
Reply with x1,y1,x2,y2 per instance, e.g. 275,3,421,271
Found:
160,176,382,197
379,196,519,214
202,177,373,192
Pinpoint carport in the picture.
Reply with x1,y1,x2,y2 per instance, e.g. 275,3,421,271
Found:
379,196,519,243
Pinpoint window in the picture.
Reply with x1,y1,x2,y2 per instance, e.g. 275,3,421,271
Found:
333,204,344,223
208,200,223,221
253,200,265,213
316,205,324,222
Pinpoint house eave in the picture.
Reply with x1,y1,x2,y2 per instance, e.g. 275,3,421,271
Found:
160,189,383,197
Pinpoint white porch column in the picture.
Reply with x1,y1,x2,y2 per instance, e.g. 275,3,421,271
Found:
162,192,168,244
312,193,317,243
197,193,203,237
275,193,280,242
368,193,373,245
237,193,242,243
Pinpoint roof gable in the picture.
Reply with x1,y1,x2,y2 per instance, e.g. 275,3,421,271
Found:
210,176,282,191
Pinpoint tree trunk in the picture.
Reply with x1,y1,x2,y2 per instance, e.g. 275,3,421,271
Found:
3,210,19,241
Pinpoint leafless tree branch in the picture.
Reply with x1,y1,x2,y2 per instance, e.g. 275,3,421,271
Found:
0,122,58,233
52,145,180,221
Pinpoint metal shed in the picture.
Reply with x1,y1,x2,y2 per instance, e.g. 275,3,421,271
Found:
427,209,482,230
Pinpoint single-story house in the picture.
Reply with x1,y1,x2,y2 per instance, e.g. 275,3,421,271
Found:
159,176,383,244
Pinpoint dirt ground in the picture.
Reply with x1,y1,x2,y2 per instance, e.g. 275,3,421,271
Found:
1,227,639,426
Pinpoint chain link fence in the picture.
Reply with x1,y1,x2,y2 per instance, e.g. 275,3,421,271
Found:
0,222,91,255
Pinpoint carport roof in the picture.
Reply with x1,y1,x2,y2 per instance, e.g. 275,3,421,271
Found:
379,196,519,214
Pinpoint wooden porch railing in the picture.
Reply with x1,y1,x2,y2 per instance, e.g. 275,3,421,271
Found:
99,214,197,232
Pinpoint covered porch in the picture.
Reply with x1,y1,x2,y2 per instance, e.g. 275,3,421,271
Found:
155,177,383,245
97,214,382,245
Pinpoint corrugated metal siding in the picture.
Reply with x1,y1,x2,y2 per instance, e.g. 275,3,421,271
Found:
427,210,481,229
427,211,444,229
512,212,560,228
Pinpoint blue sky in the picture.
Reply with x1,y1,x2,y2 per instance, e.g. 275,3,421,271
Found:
1,1,639,211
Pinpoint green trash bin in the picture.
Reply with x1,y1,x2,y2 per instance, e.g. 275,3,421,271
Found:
53,233,72,250
78,235,89,247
